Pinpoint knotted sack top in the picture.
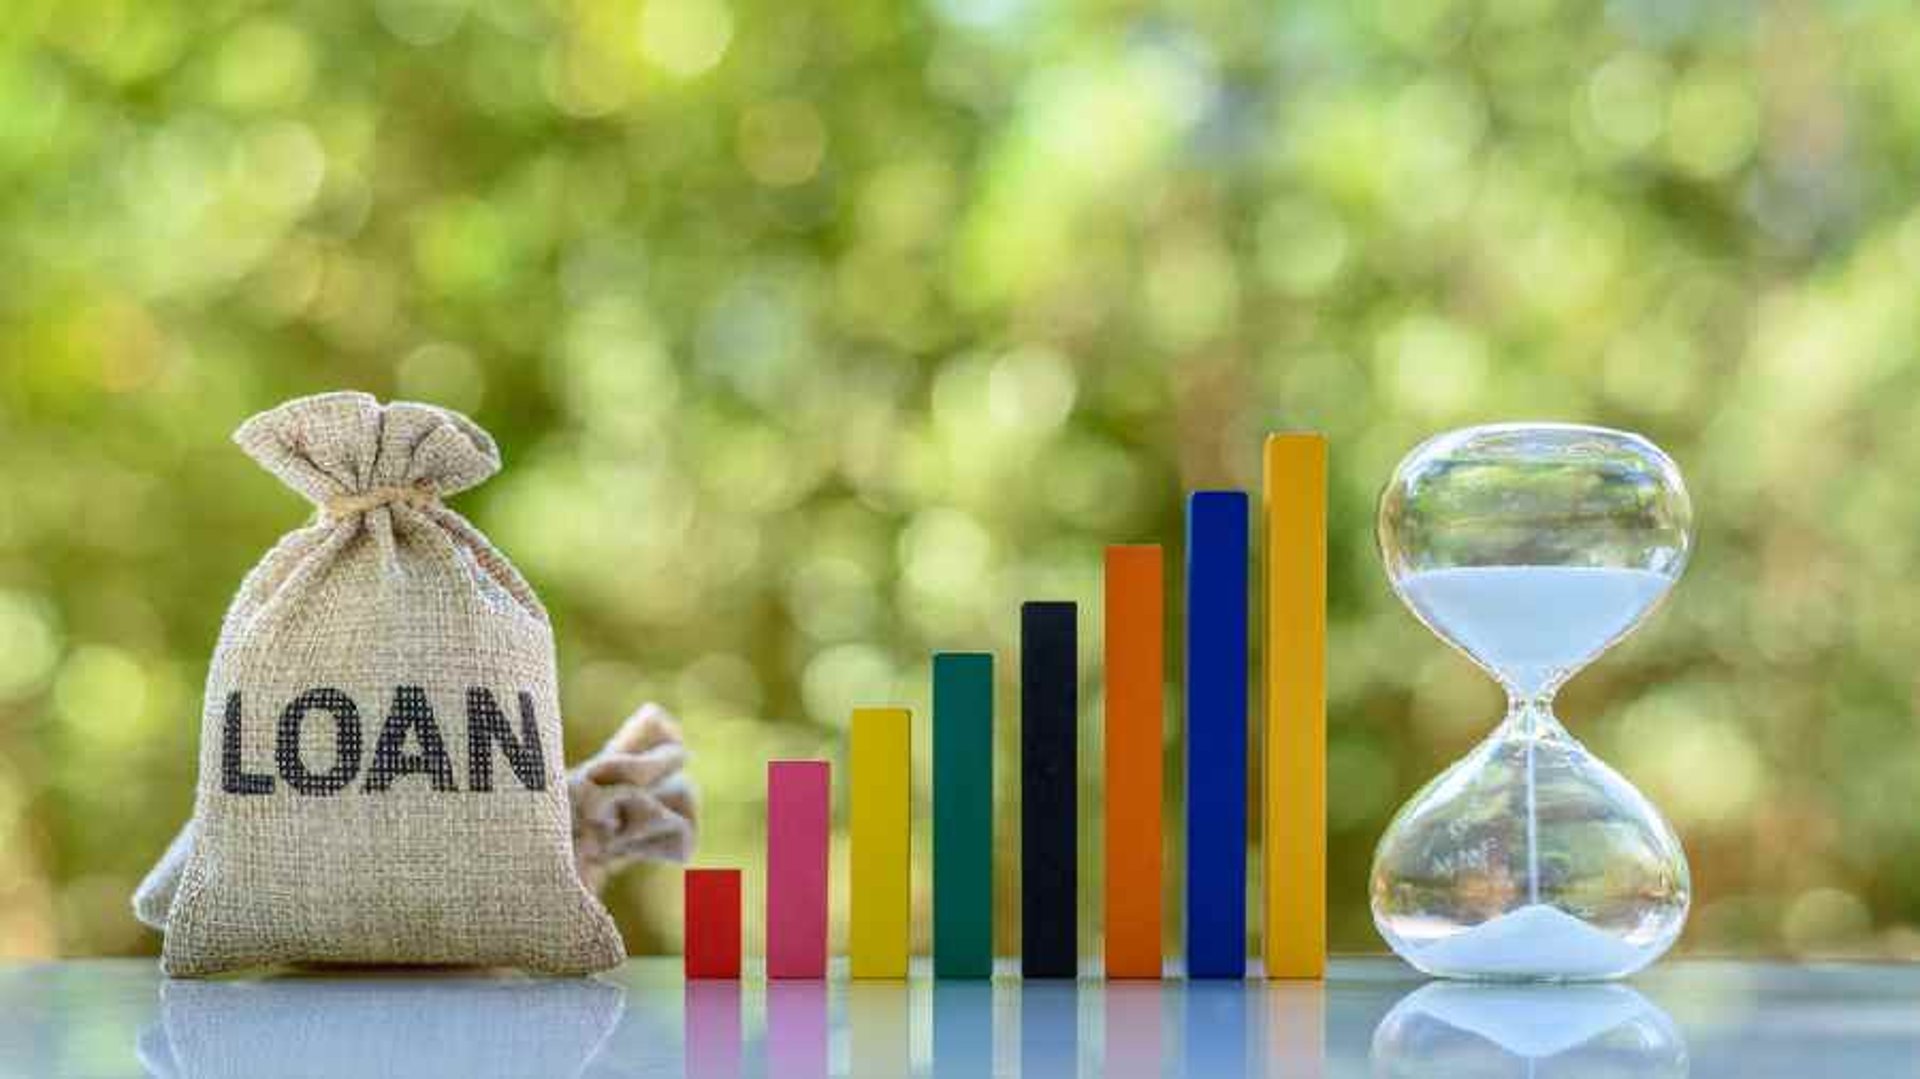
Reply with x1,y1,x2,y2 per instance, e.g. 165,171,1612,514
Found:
234,390,501,520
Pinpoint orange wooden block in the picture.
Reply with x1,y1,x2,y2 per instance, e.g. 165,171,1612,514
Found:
1104,544,1164,978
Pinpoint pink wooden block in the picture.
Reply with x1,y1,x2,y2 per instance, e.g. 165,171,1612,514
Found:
767,760,830,978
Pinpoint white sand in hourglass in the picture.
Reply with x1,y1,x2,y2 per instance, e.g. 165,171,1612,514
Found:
1410,904,1651,980
1398,566,1672,696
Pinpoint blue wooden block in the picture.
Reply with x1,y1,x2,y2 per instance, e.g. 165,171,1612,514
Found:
1185,491,1248,979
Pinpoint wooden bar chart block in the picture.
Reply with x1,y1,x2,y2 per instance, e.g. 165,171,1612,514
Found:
1264,433,1327,979
1186,491,1249,979
767,760,830,979
934,652,994,979
684,868,743,980
1104,545,1164,979
1021,601,1078,979
851,708,911,979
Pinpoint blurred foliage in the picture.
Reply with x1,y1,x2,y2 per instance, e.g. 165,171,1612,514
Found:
4,0,1920,962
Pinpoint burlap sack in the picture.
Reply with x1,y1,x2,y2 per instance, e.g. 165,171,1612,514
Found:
159,391,624,976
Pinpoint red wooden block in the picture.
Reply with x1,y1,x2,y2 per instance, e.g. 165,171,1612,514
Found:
685,868,743,979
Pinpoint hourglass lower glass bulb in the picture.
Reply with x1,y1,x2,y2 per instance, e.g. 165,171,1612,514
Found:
1371,423,1693,981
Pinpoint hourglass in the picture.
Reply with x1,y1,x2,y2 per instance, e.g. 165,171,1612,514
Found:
1371,423,1692,981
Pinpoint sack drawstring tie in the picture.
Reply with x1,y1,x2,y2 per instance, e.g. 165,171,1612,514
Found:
320,484,440,523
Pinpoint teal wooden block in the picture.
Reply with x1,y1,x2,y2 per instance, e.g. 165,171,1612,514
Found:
934,652,994,979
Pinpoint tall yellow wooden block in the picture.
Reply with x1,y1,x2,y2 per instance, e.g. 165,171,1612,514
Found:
850,707,911,979
1264,433,1327,980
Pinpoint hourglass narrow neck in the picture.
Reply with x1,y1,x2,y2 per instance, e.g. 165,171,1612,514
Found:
1494,662,1577,704
1498,695,1568,741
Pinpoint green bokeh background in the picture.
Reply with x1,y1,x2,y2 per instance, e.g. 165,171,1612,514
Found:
4,0,1918,961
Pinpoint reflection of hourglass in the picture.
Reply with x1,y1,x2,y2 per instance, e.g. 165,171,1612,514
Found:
1371,424,1692,981
1371,982,1688,1077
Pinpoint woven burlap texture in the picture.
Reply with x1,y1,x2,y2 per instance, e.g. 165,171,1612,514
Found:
161,391,624,976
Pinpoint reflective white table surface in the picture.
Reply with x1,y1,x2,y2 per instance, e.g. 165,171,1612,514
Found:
3,957,1916,1077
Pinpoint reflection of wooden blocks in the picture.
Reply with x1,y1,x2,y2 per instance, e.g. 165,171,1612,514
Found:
933,653,994,979
767,760,830,979
1104,545,1164,979
1265,433,1327,980
683,981,743,1076
1021,601,1078,979
766,981,829,1077
684,868,742,979
851,708,911,979
1187,491,1249,979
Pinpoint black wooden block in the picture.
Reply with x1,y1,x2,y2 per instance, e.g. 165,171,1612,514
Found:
1021,600,1077,979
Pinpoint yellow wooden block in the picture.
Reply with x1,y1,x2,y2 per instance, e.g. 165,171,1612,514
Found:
850,707,911,979
1264,433,1327,979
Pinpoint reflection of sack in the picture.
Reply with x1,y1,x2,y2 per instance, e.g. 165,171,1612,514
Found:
140,976,625,1079
157,392,623,976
